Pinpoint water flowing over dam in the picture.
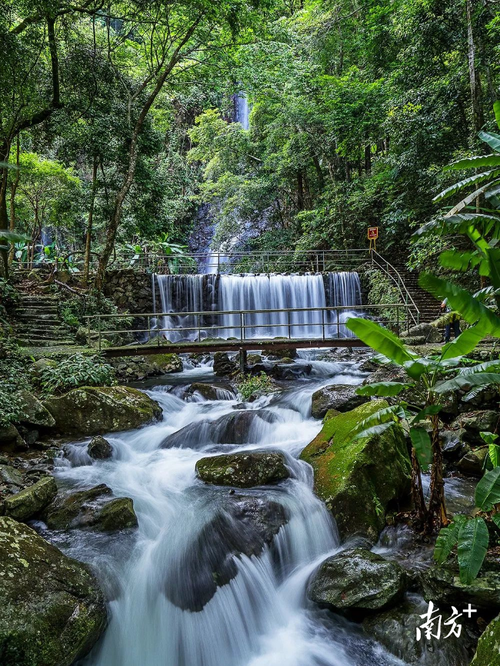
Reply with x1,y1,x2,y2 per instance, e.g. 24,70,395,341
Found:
154,272,362,342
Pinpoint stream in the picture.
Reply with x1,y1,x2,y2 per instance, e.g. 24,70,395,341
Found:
36,353,475,666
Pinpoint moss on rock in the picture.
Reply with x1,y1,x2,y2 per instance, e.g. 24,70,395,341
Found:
196,451,289,488
3,475,57,522
471,614,500,666
43,385,162,436
300,400,411,541
0,516,107,665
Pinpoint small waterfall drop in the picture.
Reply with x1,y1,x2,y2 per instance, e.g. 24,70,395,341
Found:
154,272,361,341
235,92,250,130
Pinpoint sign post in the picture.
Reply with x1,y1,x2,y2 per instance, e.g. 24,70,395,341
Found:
367,226,379,252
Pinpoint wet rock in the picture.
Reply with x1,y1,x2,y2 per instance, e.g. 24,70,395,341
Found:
300,400,411,542
442,428,470,461
402,323,443,344
471,614,500,665
363,594,478,666
421,564,500,612
0,423,27,453
43,386,162,436
0,464,24,489
153,353,183,373
16,390,56,428
247,354,263,365
270,362,312,380
88,435,113,460
164,494,288,611
460,386,500,412
0,516,107,665
196,451,289,487
3,475,57,521
43,484,137,531
457,447,489,476
454,411,500,446
161,409,279,448
308,549,406,613
311,384,369,419
186,382,235,401
264,346,297,360
214,352,238,377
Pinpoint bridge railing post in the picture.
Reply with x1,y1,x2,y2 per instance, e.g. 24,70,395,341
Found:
240,312,244,340
322,308,325,340
287,310,291,339
147,316,151,344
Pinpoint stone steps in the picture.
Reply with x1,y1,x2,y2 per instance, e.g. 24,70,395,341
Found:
13,290,76,348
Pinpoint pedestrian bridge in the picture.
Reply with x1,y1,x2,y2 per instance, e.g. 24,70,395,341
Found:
87,303,412,358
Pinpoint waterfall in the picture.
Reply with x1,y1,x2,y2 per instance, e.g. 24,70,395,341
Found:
235,93,250,130
154,272,362,341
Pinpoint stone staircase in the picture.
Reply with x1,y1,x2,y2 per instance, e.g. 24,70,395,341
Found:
14,293,75,347
385,261,441,324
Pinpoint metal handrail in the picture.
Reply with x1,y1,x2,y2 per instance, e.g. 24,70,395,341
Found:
371,251,420,328
85,303,411,351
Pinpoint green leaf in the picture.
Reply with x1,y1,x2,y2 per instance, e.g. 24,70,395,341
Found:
439,250,482,272
459,360,500,375
433,170,500,202
350,405,405,438
356,382,414,397
352,422,395,440
411,405,442,423
419,273,500,336
435,372,500,394
346,318,415,367
441,326,486,360
445,155,500,170
434,515,467,564
489,444,500,468
475,467,500,511
480,431,499,446
492,514,500,531
486,248,500,290
479,131,500,153
410,427,432,470
457,517,489,585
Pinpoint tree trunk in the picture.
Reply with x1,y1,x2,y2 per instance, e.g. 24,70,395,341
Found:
410,445,427,524
297,170,305,211
8,137,20,266
466,0,484,135
94,14,203,291
83,156,98,286
364,144,372,173
427,414,448,533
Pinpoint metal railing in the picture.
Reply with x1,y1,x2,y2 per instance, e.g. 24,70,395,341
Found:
371,251,420,328
85,303,413,352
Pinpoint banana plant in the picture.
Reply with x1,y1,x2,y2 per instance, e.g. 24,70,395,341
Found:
346,311,500,533
434,464,500,584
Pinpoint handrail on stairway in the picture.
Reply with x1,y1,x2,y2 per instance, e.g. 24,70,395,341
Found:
370,251,420,328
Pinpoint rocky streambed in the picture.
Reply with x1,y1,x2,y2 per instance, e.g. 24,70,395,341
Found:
0,349,498,665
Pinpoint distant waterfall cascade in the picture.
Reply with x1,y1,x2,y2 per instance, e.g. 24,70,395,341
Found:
154,272,361,341
235,92,250,130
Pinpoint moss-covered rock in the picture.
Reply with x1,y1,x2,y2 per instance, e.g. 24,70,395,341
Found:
421,564,500,612
196,451,289,487
471,614,500,666
0,516,107,665
457,446,489,476
0,424,27,453
43,484,138,531
43,386,162,436
3,475,57,521
311,384,369,419
308,549,406,612
153,353,183,373
300,400,411,541
16,390,55,428
88,435,113,459
186,382,235,401
213,352,238,377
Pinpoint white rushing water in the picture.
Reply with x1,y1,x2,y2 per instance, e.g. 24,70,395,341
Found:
154,272,362,342
47,356,406,666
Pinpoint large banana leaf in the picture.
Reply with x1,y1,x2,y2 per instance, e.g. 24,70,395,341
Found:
494,100,500,129
475,467,500,511
441,325,487,360
486,248,500,291
433,170,500,202
409,427,432,470
346,318,416,366
352,422,395,440
434,515,467,564
444,179,500,217
479,131,500,153
489,444,500,468
439,250,483,272
459,359,500,375
457,517,489,585
356,382,413,397
492,514,500,531
419,273,500,336
411,405,442,423
350,405,405,438
434,372,500,394
446,155,500,170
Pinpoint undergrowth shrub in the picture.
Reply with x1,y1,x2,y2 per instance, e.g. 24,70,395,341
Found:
0,342,31,426
37,353,116,395
237,372,275,401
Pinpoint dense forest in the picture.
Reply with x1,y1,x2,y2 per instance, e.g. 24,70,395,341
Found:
2,0,499,280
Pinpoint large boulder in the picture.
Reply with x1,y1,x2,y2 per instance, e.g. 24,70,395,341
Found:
363,595,478,666
161,409,278,448
471,614,500,666
421,564,500,612
153,353,183,373
43,484,138,531
454,411,500,446
300,400,411,541
0,424,27,453
164,494,288,611
308,549,406,613
0,516,107,665
186,382,235,401
88,435,113,460
401,323,443,344
43,386,162,436
196,451,289,488
3,475,57,521
311,384,369,419
457,447,489,476
16,390,55,428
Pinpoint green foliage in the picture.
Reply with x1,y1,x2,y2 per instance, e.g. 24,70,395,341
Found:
365,269,407,326
0,343,31,426
37,354,115,395
61,291,132,332
237,372,275,401
457,518,490,585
